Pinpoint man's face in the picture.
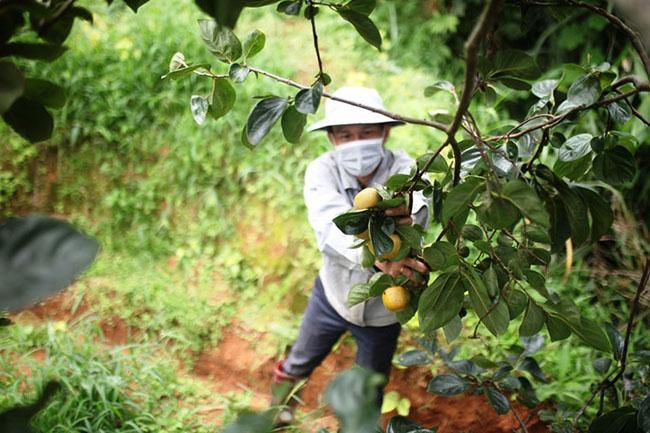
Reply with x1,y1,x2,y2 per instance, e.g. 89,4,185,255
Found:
328,124,386,146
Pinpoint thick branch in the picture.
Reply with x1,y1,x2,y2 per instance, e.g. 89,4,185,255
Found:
245,66,449,131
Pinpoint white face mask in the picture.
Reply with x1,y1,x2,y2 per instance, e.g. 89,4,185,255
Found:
335,137,385,177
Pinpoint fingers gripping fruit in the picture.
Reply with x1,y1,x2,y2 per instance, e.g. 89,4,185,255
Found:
382,285,410,312
368,233,401,260
353,187,382,209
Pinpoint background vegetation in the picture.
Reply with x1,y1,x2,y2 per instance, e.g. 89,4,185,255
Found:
1,0,648,432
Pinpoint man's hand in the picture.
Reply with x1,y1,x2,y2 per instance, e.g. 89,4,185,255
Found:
375,256,429,283
385,204,412,225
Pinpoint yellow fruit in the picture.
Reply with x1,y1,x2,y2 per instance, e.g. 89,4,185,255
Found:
368,234,401,260
355,229,369,240
382,285,410,312
353,187,381,209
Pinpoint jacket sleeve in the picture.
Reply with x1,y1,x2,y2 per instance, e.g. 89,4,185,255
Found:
303,159,363,269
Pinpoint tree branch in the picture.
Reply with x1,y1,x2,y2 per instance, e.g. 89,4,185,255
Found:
244,65,449,131
306,1,325,81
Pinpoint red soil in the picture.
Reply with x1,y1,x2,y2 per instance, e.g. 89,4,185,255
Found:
12,293,550,433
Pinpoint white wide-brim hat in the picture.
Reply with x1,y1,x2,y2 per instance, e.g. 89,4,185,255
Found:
307,86,405,132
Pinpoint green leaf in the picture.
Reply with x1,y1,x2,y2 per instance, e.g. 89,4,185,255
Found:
607,101,631,124
344,0,376,16
245,96,289,146
486,386,510,415
195,0,244,28
519,298,545,337
461,224,483,241
477,196,520,230
0,61,24,115
443,315,462,344
559,134,593,162
588,406,638,433
369,215,394,258
577,187,613,242
546,314,571,341
422,241,457,271
198,19,242,63
505,289,528,320
333,210,370,235
209,79,236,120
161,63,211,81
0,42,67,61
123,0,150,13
416,152,448,173
21,79,65,109
482,266,499,298
0,216,99,311
501,180,550,228
638,396,650,433
442,176,483,223
385,174,411,191
418,273,464,333
482,49,540,80
229,63,250,83
395,224,421,250
519,356,547,382
368,272,393,297
242,29,265,60
374,197,405,209
394,350,432,367
281,105,306,144
592,357,612,374
554,181,589,247
348,283,371,306
295,83,323,114
557,75,600,113
569,317,612,352
464,268,510,336
553,154,592,180
427,374,468,396
526,225,551,244
524,270,550,299
190,95,209,125
532,79,559,101
337,9,382,50
424,80,456,97
325,367,385,433
605,323,624,361
2,97,53,143
592,146,637,185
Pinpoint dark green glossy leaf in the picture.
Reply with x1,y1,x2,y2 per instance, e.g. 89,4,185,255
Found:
0,216,99,311
592,357,612,374
524,270,550,299
368,272,393,297
606,101,631,124
486,386,510,415
325,367,385,433
638,396,650,433
242,29,265,59
385,174,410,191
483,266,499,298
578,187,613,242
481,49,540,80
161,63,211,81
281,105,306,144
464,268,510,336
374,197,405,209
198,19,242,63
477,196,520,230
422,241,457,271
209,79,236,120
348,283,371,307
0,61,24,114
519,298,545,337
532,79,559,101
555,181,589,247
505,290,527,323
424,80,456,97
337,9,382,50
333,210,370,235
553,154,592,180
519,356,547,383
427,374,468,396
418,273,464,333
588,406,638,433
295,83,323,114
2,97,53,143
461,224,483,241
443,315,462,344
605,323,624,361
501,180,550,228
395,224,421,250
592,146,637,185
245,96,289,146
416,152,448,173
277,0,301,15
545,314,570,341
442,176,483,224
559,134,593,162
344,0,376,16
195,0,243,28
557,74,600,113
22,79,65,109
369,215,394,258
123,0,150,13
569,317,612,352
0,42,66,61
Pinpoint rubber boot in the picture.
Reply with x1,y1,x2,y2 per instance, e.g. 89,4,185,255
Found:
270,361,304,428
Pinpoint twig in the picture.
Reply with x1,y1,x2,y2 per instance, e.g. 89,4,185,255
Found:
242,66,449,132
306,0,325,81
572,258,650,429
486,84,650,142
567,0,650,78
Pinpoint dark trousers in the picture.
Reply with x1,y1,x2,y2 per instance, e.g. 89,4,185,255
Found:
282,276,401,382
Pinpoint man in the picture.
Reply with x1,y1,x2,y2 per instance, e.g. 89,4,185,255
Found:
271,86,430,425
